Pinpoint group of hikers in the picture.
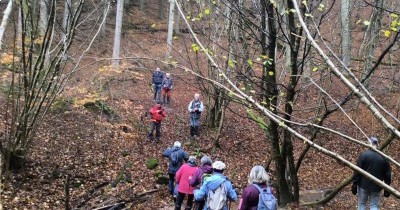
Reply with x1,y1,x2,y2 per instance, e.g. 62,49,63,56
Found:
162,141,276,210
147,67,204,142
146,68,392,210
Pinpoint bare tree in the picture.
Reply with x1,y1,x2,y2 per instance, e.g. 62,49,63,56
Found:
0,0,110,171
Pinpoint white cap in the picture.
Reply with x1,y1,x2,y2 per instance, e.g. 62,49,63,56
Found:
174,141,181,148
212,161,226,170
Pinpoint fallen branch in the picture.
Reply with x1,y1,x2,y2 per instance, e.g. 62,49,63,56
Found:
76,181,110,208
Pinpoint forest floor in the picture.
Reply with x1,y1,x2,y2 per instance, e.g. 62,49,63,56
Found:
1,1,399,210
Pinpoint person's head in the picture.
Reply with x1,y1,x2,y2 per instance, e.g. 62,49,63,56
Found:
187,156,197,166
156,67,161,71
173,141,181,148
194,93,200,100
212,161,226,173
200,156,212,166
166,73,171,78
248,165,270,184
368,137,378,148
155,103,162,109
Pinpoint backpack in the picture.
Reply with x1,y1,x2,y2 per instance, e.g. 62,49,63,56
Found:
206,181,227,210
252,184,276,210
169,150,180,166
201,173,212,185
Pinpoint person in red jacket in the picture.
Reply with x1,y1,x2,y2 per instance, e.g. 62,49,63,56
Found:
147,103,166,142
175,156,198,210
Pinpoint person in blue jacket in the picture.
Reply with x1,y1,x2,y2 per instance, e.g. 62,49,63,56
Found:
162,141,189,196
152,67,165,103
194,161,237,210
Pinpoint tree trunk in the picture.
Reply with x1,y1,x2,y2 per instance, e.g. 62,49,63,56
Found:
112,0,124,67
261,0,293,205
341,0,351,69
158,0,165,19
174,0,181,35
101,1,110,36
39,0,48,36
0,0,13,50
139,0,145,11
166,0,175,57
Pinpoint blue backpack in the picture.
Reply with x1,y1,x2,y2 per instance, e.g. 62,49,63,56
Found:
252,184,276,210
170,150,180,166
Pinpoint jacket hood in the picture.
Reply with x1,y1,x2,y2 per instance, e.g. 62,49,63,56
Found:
200,165,213,174
205,173,226,191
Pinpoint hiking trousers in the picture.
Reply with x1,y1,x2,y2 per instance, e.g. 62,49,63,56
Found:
148,121,161,141
153,84,162,102
175,192,194,210
357,186,380,210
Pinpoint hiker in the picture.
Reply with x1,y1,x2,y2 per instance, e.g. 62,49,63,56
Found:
189,156,213,210
238,165,276,210
175,156,198,210
352,137,391,210
162,73,173,105
194,161,237,210
188,93,204,138
152,67,164,103
147,103,166,142
162,141,189,197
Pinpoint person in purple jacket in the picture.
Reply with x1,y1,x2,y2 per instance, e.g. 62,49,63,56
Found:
189,156,213,210
239,165,271,210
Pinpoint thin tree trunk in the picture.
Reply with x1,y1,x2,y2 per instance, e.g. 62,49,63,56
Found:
158,0,165,19
101,1,110,36
0,0,13,50
39,0,48,36
174,0,181,35
166,0,175,57
112,0,124,67
341,0,351,69
139,0,145,11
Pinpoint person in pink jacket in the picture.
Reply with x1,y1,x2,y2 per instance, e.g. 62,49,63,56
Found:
175,156,198,210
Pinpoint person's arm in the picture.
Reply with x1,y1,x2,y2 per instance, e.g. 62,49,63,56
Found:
199,101,204,112
226,181,238,201
162,148,171,157
189,170,200,187
183,152,189,162
384,161,391,185
161,110,166,117
238,187,250,210
352,154,364,184
151,72,155,84
194,181,207,201
188,101,193,112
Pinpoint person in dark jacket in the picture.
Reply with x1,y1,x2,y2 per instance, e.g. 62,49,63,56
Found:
147,103,166,142
239,165,272,210
189,156,213,210
188,93,204,138
162,73,173,105
352,137,391,210
162,141,189,196
152,67,164,103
